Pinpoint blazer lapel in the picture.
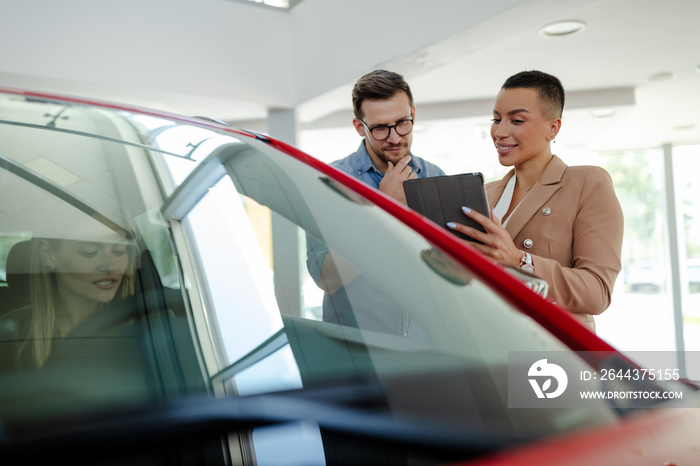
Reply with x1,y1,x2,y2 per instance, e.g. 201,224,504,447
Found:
499,155,568,238
486,169,514,209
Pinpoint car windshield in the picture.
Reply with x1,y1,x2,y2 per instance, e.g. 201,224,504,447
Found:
0,91,691,464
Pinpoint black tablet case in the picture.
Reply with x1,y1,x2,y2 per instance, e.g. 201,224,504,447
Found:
403,173,489,242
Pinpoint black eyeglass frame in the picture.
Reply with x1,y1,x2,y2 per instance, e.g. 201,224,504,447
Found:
359,117,414,141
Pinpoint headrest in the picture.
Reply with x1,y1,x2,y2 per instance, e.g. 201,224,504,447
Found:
6,240,31,294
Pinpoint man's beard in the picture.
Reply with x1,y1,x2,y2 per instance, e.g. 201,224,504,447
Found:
370,140,409,165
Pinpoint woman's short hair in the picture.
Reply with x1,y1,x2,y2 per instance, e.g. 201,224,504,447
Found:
352,69,414,119
502,70,565,119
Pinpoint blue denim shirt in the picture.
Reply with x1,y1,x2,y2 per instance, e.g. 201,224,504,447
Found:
331,141,446,190
306,141,445,337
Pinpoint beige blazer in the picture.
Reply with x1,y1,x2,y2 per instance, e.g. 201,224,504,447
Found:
485,155,624,332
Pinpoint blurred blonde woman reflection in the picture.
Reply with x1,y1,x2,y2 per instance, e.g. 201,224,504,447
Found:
18,234,137,369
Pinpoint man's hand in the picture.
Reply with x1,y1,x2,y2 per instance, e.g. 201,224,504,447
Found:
379,155,417,204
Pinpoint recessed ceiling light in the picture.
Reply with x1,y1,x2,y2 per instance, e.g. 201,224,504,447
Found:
24,158,79,187
239,0,290,8
591,109,616,118
539,20,586,38
647,71,675,82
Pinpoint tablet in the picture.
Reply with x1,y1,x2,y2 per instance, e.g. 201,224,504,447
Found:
403,172,489,242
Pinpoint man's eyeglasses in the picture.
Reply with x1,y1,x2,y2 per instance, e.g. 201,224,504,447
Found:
359,117,414,141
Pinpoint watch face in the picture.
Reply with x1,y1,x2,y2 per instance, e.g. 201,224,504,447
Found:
520,264,535,274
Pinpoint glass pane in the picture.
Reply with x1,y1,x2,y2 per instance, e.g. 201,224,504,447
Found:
0,99,194,422
184,176,284,366
192,140,617,441
233,345,302,396
152,127,236,186
300,234,324,320
252,422,325,466
568,149,676,360
673,145,700,378
4,90,688,464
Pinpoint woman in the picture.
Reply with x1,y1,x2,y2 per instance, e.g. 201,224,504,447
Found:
448,70,623,332
4,233,136,369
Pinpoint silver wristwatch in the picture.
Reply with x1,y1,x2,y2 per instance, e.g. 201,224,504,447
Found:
518,250,534,274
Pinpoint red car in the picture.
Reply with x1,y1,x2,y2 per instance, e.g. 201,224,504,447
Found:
0,87,696,465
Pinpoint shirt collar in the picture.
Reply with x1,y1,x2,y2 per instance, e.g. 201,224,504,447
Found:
353,140,421,176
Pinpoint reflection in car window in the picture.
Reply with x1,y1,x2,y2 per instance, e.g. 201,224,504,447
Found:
0,103,191,423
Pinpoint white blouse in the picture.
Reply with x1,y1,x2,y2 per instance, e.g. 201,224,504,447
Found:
493,175,523,227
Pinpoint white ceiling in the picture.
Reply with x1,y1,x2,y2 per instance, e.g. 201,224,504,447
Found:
296,0,700,154
1,0,698,154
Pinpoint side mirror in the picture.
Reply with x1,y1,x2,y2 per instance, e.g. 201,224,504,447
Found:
505,266,549,298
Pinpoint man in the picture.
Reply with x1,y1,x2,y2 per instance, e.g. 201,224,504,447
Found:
306,70,445,336
335,69,445,204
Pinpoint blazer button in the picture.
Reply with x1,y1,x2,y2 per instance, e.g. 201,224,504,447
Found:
542,207,552,216
523,239,533,249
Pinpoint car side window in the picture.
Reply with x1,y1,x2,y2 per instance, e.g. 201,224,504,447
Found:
0,107,203,422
